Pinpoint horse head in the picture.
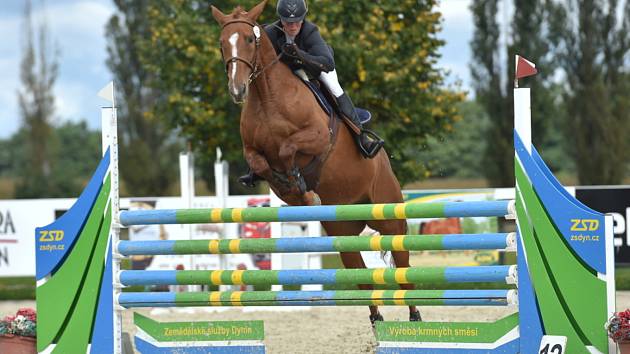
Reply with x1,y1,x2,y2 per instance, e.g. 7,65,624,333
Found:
212,0,268,104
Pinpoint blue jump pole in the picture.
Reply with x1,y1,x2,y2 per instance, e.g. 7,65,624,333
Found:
118,265,516,286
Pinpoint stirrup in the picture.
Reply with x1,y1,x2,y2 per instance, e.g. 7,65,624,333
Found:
357,129,384,158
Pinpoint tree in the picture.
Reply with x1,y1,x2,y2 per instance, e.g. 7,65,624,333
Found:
1,123,101,198
549,0,630,184
313,1,465,184
48,122,102,196
106,0,183,197
134,0,463,186
470,0,511,187
416,101,489,179
509,0,564,159
470,0,566,187
15,0,59,198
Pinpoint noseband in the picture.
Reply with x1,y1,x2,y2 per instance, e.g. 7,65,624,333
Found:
220,19,282,84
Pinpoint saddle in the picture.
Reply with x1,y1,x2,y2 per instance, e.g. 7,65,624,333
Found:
298,72,372,125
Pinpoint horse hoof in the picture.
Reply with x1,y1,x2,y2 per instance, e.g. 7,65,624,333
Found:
304,191,321,206
237,173,263,188
369,312,384,325
409,310,422,322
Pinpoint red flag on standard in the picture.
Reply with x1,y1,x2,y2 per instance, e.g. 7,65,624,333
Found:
515,55,537,80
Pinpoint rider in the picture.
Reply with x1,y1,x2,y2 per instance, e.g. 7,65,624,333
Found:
267,0,384,157
238,0,384,187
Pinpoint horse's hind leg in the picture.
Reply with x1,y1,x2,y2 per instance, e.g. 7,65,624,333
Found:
367,219,421,322
366,162,421,321
391,250,421,321
320,220,383,323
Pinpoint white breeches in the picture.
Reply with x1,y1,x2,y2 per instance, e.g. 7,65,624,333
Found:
319,69,344,97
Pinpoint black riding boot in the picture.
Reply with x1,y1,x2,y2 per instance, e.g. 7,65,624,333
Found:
237,170,264,188
337,93,384,158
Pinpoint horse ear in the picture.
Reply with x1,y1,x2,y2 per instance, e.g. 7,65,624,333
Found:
247,0,268,22
211,5,227,26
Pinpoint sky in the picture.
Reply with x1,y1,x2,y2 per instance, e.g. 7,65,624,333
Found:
0,0,474,139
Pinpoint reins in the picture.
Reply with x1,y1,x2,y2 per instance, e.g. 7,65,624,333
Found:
221,19,284,84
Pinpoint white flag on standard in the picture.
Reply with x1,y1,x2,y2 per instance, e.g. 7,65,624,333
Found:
98,81,115,104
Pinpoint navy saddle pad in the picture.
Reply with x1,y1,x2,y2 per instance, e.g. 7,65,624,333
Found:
303,80,372,124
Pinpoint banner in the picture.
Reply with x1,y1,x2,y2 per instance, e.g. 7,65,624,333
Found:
576,186,630,264
0,199,74,277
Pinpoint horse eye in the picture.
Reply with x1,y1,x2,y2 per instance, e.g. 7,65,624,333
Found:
246,36,254,44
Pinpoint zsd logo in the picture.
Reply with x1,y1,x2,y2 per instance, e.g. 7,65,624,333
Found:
39,230,64,242
570,219,599,232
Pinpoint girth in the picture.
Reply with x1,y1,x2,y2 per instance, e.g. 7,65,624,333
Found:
300,107,340,191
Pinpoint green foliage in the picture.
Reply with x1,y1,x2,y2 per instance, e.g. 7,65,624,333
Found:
471,0,629,186
509,0,568,175
4,1,104,199
470,0,510,187
470,0,572,187
106,0,184,197
141,0,244,176
0,138,16,178
48,122,103,196
310,1,464,183
416,101,488,179
548,0,630,185
16,0,59,198
8,122,101,198
136,0,463,185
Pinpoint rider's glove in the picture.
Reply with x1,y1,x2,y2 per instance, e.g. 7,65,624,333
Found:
282,43,300,58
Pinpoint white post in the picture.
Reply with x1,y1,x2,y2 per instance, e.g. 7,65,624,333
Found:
514,55,535,153
98,82,122,354
179,150,196,291
269,191,284,291
514,88,532,153
214,148,229,290
605,213,617,354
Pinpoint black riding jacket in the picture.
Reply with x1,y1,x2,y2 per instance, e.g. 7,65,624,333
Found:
264,20,335,77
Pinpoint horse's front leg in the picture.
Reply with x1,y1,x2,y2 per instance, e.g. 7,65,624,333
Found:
244,146,299,198
244,146,275,182
278,130,326,206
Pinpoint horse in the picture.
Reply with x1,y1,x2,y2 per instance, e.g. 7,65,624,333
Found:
211,0,421,323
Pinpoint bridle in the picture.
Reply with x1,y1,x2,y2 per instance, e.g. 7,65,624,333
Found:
220,18,283,84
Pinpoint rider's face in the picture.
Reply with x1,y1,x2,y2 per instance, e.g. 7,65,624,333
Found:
281,20,303,37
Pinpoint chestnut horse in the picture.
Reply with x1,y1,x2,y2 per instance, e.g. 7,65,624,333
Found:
212,0,420,322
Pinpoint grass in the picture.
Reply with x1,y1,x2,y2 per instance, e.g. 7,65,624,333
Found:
616,267,630,290
404,178,489,190
0,277,35,300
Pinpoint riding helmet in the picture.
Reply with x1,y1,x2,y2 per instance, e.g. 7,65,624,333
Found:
276,0,308,23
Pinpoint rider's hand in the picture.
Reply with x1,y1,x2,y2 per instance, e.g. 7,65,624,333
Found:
282,43,299,58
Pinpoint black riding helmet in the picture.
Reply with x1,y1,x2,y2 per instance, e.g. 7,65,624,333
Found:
277,0,307,23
